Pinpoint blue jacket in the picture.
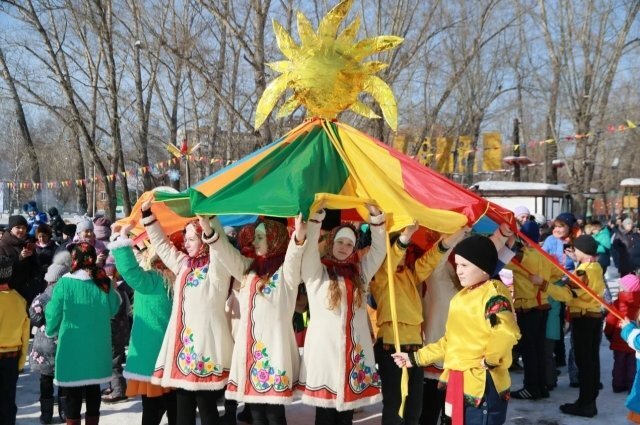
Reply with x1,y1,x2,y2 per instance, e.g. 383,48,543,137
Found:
621,322,640,413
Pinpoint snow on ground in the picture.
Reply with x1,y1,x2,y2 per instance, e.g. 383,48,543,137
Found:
16,273,632,424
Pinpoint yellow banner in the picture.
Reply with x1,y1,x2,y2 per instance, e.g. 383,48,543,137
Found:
435,137,453,174
392,133,407,154
457,136,473,173
482,132,502,171
417,138,432,166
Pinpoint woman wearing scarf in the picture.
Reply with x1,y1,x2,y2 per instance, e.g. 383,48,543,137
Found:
141,200,234,425
297,205,387,425
107,224,176,425
202,214,306,425
45,242,122,425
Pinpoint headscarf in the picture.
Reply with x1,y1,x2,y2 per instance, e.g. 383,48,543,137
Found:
247,219,290,278
184,219,209,269
321,224,361,280
71,242,111,293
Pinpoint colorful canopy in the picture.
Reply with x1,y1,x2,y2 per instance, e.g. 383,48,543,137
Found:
156,118,513,234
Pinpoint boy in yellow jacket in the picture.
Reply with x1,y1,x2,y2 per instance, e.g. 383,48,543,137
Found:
0,255,30,425
392,235,521,425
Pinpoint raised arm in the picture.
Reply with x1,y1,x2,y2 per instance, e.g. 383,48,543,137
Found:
300,209,326,285
109,238,165,296
141,200,186,275
199,215,250,282
282,214,306,291
360,205,387,283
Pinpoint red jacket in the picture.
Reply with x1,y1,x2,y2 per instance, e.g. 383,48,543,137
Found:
605,291,640,352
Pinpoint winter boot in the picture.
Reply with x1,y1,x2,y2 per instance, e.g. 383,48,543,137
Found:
58,395,67,423
85,415,100,425
222,399,237,425
39,398,54,424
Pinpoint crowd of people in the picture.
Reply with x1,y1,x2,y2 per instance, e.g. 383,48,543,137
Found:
2,199,640,425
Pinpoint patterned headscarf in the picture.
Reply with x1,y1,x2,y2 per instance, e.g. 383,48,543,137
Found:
247,219,290,278
71,242,111,293
321,224,361,280
184,219,209,269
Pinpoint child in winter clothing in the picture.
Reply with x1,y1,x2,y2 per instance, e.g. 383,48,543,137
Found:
45,242,122,425
142,200,234,425
29,251,72,424
0,256,30,425
619,317,640,423
108,224,176,425
604,274,640,392
393,235,521,425
538,234,605,418
298,205,387,425
370,222,465,425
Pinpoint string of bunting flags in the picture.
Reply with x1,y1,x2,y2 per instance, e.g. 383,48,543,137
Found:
0,154,223,190
514,119,637,151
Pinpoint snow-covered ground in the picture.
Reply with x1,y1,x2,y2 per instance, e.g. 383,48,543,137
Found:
16,274,632,424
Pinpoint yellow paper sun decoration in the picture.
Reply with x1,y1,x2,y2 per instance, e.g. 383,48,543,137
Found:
254,0,404,130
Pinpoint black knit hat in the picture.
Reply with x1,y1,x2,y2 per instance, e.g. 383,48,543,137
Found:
453,234,498,276
0,255,13,282
573,234,598,256
8,215,28,230
62,224,77,237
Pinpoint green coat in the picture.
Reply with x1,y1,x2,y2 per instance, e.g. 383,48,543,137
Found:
108,239,172,381
45,270,121,386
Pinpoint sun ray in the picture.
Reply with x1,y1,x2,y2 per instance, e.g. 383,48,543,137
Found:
349,100,381,119
277,96,302,118
255,1,403,130
255,74,292,129
337,14,360,44
273,20,300,61
297,12,317,47
318,0,353,39
353,36,404,61
360,61,388,75
363,76,397,130
267,61,293,73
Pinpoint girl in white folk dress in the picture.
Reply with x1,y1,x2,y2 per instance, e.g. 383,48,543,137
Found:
297,205,387,425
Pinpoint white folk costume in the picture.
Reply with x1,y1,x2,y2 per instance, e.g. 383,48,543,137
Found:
211,220,304,405
297,210,387,411
143,214,234,391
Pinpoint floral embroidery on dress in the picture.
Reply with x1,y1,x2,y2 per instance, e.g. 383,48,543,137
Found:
186,265,209,288
249,341,290,392
348,342,380,393
262,272,279,295
177,327,222,376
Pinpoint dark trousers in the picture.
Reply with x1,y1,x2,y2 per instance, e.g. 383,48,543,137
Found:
420,378,448,425
66,385,101,420
315,407,354,425
176,389,222,425
374,341,423,425
39,374,65,399
612,350,636,392
517,309,548,395
464,373,507,425
142,391,177,425
110,346,127,396
571,317,602,406
249,403,287,425
0,355,19,425
543,339,557,388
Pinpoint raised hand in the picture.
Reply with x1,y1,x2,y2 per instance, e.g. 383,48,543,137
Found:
294,213,307,243
365,203,382,217
141,199,153,212
197,215,213,236
400,220,419,244
442,226,470,249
